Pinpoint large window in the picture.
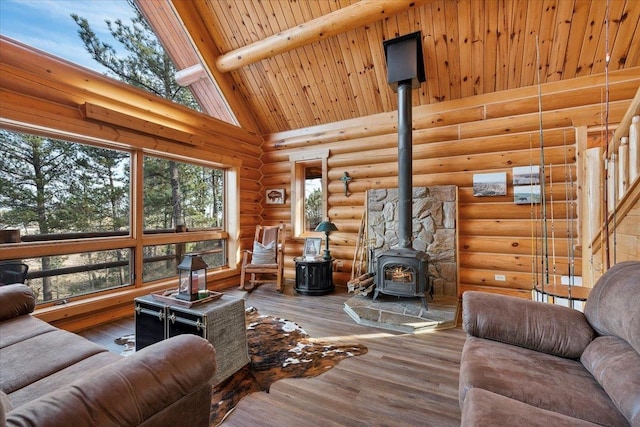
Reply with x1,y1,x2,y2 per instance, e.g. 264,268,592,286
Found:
143,156,224,230
0,129,228,304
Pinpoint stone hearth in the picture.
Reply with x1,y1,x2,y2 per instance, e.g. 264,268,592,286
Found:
344,294,458,334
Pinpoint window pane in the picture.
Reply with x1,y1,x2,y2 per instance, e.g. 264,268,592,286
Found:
143,157,224,230
0,129,130,237
143,239,225,283
18,250,131,304
304,165,323,232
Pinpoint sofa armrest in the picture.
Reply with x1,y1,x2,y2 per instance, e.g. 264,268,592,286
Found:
0,284,36,321
462,291,595,359
6,334,216,427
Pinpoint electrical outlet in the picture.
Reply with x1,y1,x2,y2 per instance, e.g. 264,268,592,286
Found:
336,260,344,269
495,274,506,281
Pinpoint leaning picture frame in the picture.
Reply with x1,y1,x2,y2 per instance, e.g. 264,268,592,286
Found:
303,237,322,259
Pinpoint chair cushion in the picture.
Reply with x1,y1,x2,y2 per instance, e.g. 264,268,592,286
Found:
251,241,276,264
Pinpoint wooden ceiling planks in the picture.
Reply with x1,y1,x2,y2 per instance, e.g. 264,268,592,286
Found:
610,1,640,69
162,0,639,135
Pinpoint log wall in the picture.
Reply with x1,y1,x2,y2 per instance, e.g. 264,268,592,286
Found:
263,68,640,298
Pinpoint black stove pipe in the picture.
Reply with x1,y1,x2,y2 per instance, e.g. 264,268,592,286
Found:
397,80,413,249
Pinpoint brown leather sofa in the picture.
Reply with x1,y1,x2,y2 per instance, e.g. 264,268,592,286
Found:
459,261,640,426
0,284,216,427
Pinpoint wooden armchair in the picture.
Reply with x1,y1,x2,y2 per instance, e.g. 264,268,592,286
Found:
239,224,286,292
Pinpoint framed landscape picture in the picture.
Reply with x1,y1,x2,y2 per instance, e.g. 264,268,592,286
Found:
473,172,507,196
514,184,541,204
513,165,540,185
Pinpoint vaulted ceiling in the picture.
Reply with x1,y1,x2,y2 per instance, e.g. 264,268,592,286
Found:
139,0,640,137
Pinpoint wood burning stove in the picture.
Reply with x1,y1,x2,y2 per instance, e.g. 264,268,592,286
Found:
373,32,432,309
374,248,431,308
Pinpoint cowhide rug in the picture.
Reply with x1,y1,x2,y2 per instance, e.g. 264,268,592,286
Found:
115,307,368,426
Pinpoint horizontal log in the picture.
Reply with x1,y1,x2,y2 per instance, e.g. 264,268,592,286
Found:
215,0,431,72
263,70,640,150
327,128,576,169
459,201,576,220
459,219,578,238
459,236,573,256
0,89,247,169
459,268,535,290
327,146,576,181
458,284,533,299
0,39,262,146
460,253,582,276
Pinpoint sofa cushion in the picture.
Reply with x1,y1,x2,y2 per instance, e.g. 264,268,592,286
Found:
462,388,601,427
584,261,640,353
0,315,57,349
7,351,121,408
0,329,108,393
460,336,628,426
463,291,595,359
581,336,640,426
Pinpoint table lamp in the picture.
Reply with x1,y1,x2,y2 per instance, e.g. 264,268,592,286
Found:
315,220,338,260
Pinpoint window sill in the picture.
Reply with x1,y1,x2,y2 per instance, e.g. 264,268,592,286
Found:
34,268,239,331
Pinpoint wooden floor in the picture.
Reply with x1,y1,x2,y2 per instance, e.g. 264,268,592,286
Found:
79,283,466,427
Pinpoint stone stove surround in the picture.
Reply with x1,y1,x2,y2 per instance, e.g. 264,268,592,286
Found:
367,186,457,298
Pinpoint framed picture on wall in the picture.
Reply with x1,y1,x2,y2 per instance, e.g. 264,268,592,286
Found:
265,188,285,204
303,238,322,259
473,172,507,196
512,165,540,185
514,184,541,204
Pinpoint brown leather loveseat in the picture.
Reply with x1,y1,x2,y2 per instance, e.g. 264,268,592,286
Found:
0,284,216,426
459,261,640,426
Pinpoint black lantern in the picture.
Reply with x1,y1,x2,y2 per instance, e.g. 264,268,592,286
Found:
176,254,208,301
314,220,338,260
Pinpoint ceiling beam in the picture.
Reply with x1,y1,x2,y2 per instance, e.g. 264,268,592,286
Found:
216,0,431,73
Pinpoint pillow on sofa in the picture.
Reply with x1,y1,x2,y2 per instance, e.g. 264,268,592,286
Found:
0,284,36,321
251,241,276,264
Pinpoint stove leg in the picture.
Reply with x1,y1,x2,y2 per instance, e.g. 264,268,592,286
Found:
373,288,380,302
421,295,428,310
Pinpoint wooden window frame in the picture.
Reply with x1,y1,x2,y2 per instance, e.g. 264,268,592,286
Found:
289,149,329,238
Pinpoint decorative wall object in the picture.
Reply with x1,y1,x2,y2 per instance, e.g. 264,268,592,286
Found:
514,184,541,204
473,172,507,196
512,165,541,204
265,188,285,204
512,165,540,185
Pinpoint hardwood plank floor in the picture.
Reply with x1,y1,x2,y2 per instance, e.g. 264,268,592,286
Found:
79,282,466,426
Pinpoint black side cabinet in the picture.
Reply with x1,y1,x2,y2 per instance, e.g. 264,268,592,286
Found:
294,257,334,295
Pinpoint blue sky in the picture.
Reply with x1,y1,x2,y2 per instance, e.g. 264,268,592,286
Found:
0,0,134,73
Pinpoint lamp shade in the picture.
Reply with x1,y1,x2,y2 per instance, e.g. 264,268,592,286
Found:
315,221,338,233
